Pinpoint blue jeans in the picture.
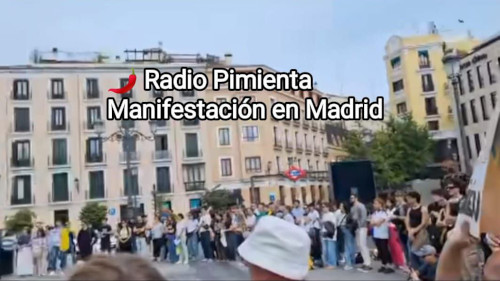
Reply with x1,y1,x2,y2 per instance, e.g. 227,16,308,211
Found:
200,231,214,259
341,226,356,267
408,238,423,269
321,238,338,267
166,235,179,263
59,251,67,270
135,237,148,257
187,233,199,260
48,246,60,271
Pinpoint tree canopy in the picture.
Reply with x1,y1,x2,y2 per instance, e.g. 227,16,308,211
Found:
5,209,36,233
79,202,108,228
343,115,434,189
202,189,236,211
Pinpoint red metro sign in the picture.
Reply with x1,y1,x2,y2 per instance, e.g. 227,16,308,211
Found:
284,166,307,182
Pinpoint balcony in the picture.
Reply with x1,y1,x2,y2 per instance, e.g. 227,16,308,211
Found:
293,119,301,127
11,157,34,169
83,120,104,131
120,185,142,197
185,181,205,192
48,155,70,168
152,150,172,162
319,123,325,133
48,121,70,133
152,90,164,98
119,151,141,163
183,149,204,162
11,194,35,206
426,108,439,117
154,120,169,131
85,153,106,165
11,90,32,101
47,91,67,101
156,184,173,194
303,120,310,129
419,63,431,69
283,119,290,125
314,146,321,156
85,189,107,200
285,140,293,152
311,122,318,131
10,122,34,134
48,191,71,204
296,142,304,153
322,151,329,158
273,138,283,150
182,119,200,127
305,144,312,154
84,90,101,100
180,90,196,98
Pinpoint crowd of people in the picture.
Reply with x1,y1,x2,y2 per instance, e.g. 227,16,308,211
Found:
1,172,500,281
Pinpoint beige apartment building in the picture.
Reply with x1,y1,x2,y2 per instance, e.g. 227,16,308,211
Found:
0,49,331,227
453,33,499,167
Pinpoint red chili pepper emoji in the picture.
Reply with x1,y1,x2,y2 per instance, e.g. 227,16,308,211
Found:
109,68,136,94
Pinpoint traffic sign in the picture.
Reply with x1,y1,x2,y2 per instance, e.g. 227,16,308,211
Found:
284,166,307,181
269,193,276,202
108,207,116,216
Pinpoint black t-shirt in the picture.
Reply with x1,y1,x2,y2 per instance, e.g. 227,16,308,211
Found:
135,222,146,238
100,224,112,241
427,202,444,225
166,222,176,235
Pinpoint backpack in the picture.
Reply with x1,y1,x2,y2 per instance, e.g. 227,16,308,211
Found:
323,221,336,239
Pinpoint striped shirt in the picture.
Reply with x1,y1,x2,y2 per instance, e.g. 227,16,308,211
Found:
2,235,17,251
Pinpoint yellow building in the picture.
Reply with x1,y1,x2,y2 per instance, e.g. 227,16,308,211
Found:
384,24,480,169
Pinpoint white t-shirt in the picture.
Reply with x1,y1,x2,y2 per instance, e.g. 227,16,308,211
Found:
307,210,321,229
321,212,337,240
284,213,295,224
246,214,256,229
176,220,187,237
199,214,211,232
333,209,346,226
372,210,389,239
186,219,198,234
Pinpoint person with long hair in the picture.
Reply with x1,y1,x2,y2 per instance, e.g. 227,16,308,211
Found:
77,223,95,261
371,198,394,274
150,216,165,262
16,227,34,276
339,202,356,270
164,216,178,263
32,227,48,276
176,213,189,265
212,213,227,261
117,220,132,253
386,198,407,270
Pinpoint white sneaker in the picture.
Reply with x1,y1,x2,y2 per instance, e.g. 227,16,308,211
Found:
344,265,353,271
202,258,207,262
183,261,189,265
175,261,182,265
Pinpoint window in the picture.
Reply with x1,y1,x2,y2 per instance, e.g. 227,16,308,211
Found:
183,119,200,126
181,90,195,97
123,168,139,196
466,136,472,159
276,156,281,173
156,167,171,193
242,126,259,142
220,158,232,177
86,107,101,129
467,70,474,92
390,57,401,69
474,134,481,156
421,74,435,92
155,135,168,151
487,61,496,84
51,79,65,99
89,171,105,199
152,89,163,98
185,133,200,157
122,134,137,153
492,92,497,109
11,175,32,205
284,129,290,147
11,140,30,167
480,96,489,121
86,78,99,99
86,137,103,163
218,128,230,146
52,139,67,165
396,102,407,114
121,119,135,129
460,103,469,126
120,78,132,98
392,79,404,92
295,131,300,146
183,164,205,191
307,159,311,170
52,173,69,202
242,95,255,103
287,157,294,167
457,76,465,95
418,50,430,68
13,79,29,100
427,121,439,131
51,107,66,130
189,199,202,210
477,66,484,89
316,160,320,171
298,159,302,168
215,97,227,103
14,108,30,132
470,100,478,123
425,97,438,115
245,157,262,173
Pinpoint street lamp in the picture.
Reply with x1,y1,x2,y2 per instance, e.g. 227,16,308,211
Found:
442,49,471,175
94,119,157,220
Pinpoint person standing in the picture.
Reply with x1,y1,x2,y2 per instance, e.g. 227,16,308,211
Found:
393,191,409,261
77,223,94,261
165,216,178,263
151,216,165,262
1,230,16,278
32,228,48,276
47,223,61,275
338,202,355,270
350,194,372,272
59,222,72,271
16,227,34,277
291,200,305,224
134,216,148,258
176,214,189,265
117,220,133,253
405,191,429,269
370,198,394,274
321,205,338,269
99,218,112,255
199,207,214,262
185,212,199,261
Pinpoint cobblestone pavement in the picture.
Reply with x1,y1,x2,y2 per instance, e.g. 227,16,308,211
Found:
3,260,407,280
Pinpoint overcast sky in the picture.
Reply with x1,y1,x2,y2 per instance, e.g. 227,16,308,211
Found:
0,0,499,99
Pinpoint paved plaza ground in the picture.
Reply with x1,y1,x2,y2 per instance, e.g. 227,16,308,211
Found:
4,260,407,280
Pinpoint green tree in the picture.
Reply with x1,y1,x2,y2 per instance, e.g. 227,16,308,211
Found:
79,202,108,228
342,130,370,160
202,189,236,211
371,115,434,189
5,209,36,233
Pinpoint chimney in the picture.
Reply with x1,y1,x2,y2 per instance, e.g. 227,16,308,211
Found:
224,53,233,65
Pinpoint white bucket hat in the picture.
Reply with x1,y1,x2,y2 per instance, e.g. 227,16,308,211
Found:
238,216,311,280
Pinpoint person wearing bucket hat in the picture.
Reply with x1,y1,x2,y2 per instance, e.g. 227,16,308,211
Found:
238,216,311,280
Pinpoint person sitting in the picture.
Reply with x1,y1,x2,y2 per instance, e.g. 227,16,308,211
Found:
237,216,311,280
410,245,438,281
